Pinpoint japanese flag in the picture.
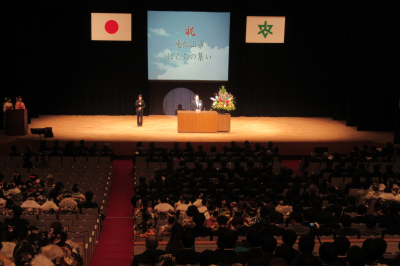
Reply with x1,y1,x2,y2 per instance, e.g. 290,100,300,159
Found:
246,16,285,43
91,13,132,41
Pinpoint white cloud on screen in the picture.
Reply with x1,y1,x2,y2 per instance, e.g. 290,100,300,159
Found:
149,28,171,36
155,49,171,59
153,43,229,80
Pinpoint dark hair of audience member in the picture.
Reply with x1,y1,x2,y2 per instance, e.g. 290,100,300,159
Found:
85,191,94,201
282,229,297,247
246,229,261,248
319,243,338,264
275,244,295,264
298,235,315,254
193,213,206,227
362,238,380,261
260,235,277,254
333,236,350,256
221,230,238,249
186,205,199,217
347,246,367,266
217,215,228,226
341,214,352,227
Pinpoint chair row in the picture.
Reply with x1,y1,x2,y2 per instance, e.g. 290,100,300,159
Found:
309,161,400,175
1,168,112,177
0,161,113,170
0,155,112,163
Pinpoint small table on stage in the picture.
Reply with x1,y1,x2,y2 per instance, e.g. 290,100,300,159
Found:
178,110,218,133
177,110,231,133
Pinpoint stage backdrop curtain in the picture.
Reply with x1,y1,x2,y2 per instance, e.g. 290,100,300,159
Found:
3,1,399,131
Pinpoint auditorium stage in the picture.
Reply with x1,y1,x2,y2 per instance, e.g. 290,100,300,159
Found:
0,115,395,156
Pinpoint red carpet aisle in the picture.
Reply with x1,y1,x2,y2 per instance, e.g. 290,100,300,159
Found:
90,160,134,266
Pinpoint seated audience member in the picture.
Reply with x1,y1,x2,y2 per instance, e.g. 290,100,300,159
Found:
334,215,361,238
58,191,79,214
363,182,382,207
159,217,175,239
9,145,21,156
240,228,262,261
231,215,250,236
20,193,41,215
134,209,157,239
358,214,383,236
71,184,86,204
248,235,277,266
346,246,367,266
298,235,315,255
154,196,175,220
352,204,368,224
213,214,229,236
204,210,219,231
4,206,29,234
290,235,316,266
214,230,245,264
192,213,212,237
343,196,358,213
88,142,99,156
78,191,99,211
131,235,165,266
174,231,201,264
362,238,391,266
182,205,198,228
282,230,300,259
319,242,338,266
374,238,393,266
285,211,310,235
275,244,295,265
333,236,350,266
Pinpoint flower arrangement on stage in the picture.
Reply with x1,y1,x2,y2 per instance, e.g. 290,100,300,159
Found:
210,86,236,112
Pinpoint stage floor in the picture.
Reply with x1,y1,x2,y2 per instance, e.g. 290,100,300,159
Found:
0,115,395,156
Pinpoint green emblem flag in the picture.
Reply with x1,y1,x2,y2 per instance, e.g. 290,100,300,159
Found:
246,16,285,43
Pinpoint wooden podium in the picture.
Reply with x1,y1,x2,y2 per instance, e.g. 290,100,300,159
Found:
6,109,28,136
177,110,231,133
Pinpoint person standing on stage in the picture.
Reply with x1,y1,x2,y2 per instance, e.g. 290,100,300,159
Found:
135,94,145,127
3,97,13,128
191,94,203,111
15,96,25,109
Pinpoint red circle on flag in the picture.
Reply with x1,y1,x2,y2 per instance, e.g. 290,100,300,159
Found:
105,20,119,34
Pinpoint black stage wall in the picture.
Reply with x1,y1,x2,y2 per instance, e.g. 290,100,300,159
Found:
4,1,399,131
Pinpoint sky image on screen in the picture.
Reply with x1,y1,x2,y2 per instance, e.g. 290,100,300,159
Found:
148,11,230,81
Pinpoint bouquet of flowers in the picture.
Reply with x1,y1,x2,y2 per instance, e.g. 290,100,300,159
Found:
210,86,236,112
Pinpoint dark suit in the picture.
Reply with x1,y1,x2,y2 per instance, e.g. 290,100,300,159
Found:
135,99,145,126
214,249,245,264
175,249,202,264
131,249,165,266
191,99,203,110
242,248,263,263
248,253,274,266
